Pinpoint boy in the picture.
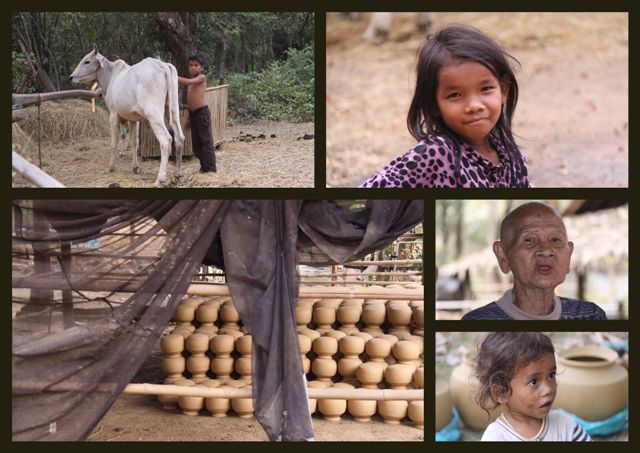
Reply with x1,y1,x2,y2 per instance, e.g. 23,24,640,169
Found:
177,55,216,173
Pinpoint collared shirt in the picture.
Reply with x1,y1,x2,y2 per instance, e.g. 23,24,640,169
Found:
359,133,530,188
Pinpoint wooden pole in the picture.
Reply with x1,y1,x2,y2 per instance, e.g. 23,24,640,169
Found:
12,89,102,106
345,259,422,266
123,383,424,401
12,151,65,188
12,279,423,300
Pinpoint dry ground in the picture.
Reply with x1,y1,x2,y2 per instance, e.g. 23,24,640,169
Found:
13,117,314,188
326,12,628,187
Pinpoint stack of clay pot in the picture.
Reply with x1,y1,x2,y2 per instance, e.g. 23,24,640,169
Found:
158,284,424,427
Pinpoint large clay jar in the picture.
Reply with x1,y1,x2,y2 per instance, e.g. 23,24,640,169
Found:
435,378,453,431
554,346,628,421
449,356,503,430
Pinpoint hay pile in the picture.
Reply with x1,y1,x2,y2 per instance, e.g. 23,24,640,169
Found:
19,98,110,143
11,123,35,154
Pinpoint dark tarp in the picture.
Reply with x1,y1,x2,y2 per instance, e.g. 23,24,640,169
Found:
12,200,423,441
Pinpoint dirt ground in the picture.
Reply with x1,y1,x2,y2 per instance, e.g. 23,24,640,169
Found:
326,13,628,187
88,341,424,442
13,119,314,188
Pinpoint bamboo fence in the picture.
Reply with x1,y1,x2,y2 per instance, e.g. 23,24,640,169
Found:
139,85,228,158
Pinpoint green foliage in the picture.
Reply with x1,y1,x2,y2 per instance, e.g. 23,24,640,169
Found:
226,46,314,123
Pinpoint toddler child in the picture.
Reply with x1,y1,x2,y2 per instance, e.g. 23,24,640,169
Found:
361,25,529,188
475,332,591,441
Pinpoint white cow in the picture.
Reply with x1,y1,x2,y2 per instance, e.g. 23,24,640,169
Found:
70,49,184,187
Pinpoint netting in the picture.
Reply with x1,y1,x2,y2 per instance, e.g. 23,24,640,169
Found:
12,199,423,441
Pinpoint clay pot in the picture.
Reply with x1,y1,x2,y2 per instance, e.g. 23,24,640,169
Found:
323,329,347,341
220,301,241,330
308,380,331,414
295,303,313,327
435,378,453,431
337,304,362,334
378,400,408,424
392,340,420,369
196,303,218,325
554,346,628,421
157,376,186,410
178,384,205,416
174,305,196,333
218,328,244,339
337,336,364,384
186,333,210,354
450,356,504,430
297,326,321,340
312,336,338,381
313,307,336,334
412,305,424,337
205,384,231,417
376,334,399,346
316,298,343,310
350,331,373,343
356,362,385,388
365,338,392,363
317,382,353,422
298,334,312,374
160,334,185,355
313,335,338,356
414,367,424,389
231,385,254,418
347,398,377,422
408,401,424,429
384,364,415,389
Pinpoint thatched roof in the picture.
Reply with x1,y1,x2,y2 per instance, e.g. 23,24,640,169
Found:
439,204,628,276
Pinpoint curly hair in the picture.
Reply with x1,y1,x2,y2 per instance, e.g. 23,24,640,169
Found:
474,332,555,417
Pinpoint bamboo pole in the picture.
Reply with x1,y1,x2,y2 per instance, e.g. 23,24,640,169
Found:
345,259,422,266
301,271,422,278
12,280,423,300
299,280,422,286
12,151,65,188
123,383,424,401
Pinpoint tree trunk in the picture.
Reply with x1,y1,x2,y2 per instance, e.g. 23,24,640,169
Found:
152,12,198,77
215,33,226,83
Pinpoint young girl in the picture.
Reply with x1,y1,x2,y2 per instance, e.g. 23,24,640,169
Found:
360,25,530,188
475,332,591,441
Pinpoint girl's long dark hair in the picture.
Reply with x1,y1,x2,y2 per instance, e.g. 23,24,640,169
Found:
407,25,522,184
474,332,555,417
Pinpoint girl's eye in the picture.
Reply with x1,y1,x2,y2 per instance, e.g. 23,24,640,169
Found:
549,372,556,380
482,85,495,92
445,93,461,99
528,378,538,386
524,237,534,243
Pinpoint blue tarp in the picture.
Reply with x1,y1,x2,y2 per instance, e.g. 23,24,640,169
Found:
436,408,462,441
559,406,628,437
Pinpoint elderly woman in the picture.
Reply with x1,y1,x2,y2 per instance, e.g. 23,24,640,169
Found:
462,202,607,320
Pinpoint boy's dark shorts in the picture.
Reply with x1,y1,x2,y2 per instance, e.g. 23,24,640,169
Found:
188,105,216,172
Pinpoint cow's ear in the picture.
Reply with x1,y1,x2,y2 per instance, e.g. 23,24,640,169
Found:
96,54,105,67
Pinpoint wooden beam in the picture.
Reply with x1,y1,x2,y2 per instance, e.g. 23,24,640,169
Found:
12,89,102,106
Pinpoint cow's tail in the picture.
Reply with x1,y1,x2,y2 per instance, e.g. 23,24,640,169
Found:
164,62,184,146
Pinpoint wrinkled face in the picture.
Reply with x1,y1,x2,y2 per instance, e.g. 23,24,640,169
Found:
188,60,204,77
69,50,101,84
436,61,507,148
498,353,557,421
495,208,573,291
